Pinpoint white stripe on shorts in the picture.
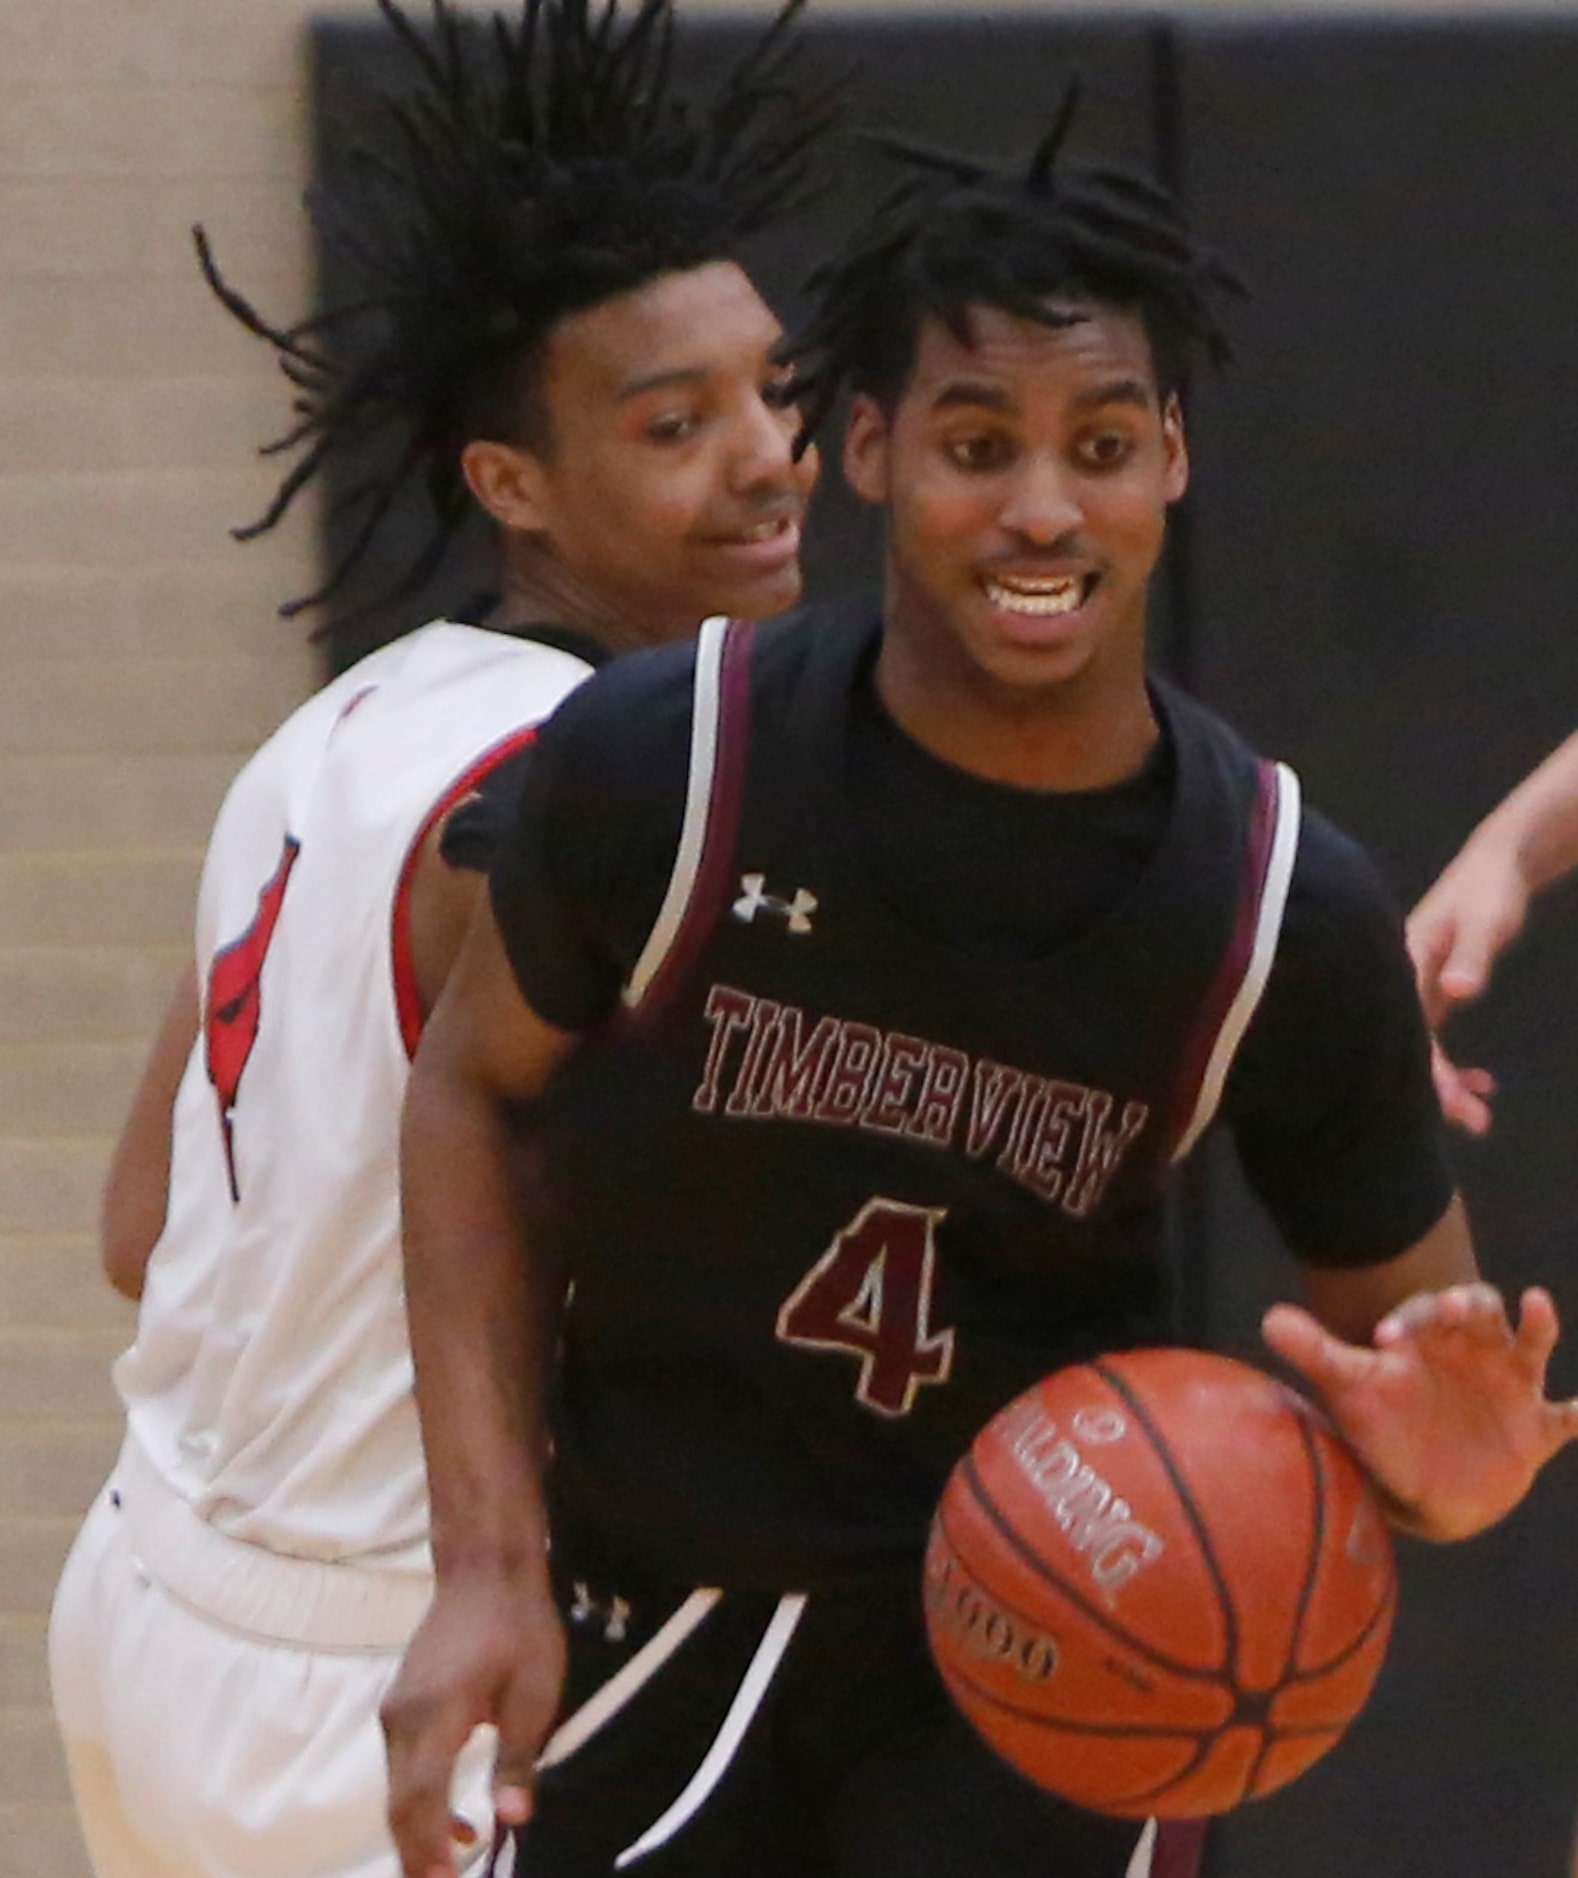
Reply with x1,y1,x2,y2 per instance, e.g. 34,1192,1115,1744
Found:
614,1592,808,1869
1126,1818,1159,1877
537,1589,722,1771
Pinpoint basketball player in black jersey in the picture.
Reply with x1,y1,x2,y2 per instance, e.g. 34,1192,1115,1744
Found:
386,110,1578,1878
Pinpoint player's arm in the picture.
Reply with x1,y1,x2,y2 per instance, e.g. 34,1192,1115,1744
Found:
1409,726,1578,1022
385,676,659,1878
1294,1191,1476,1347
1228,818,1578,1540
383,902,578,1878
406,821,488,1023
1408,727,1578,1135
100,966,200,1300
406,744,539,1022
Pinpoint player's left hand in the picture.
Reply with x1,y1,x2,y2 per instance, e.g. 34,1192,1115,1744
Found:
1262,1283,1578,1541
1428,1037,1498,1137
1406,838,1529,1030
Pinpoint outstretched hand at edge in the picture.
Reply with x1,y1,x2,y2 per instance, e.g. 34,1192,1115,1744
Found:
1263,1282,1578,1541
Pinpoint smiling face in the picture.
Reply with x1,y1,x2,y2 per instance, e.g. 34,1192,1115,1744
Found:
844,301,1188,715
464,260,817,641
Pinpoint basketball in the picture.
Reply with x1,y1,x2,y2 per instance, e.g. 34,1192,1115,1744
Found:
924,1347,1397,1818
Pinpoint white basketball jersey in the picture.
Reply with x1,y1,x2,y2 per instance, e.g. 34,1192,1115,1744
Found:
115,622,593,1576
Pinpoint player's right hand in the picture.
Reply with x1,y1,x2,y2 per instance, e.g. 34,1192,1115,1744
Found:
1264,1281,1578,1542
382,1570,567,1878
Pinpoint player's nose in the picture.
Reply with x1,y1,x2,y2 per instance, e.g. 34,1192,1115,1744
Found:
1000,453,1082,544
729,387,804,497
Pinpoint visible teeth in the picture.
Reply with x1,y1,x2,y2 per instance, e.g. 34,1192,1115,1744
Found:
985,576,1084,617
739,519,784,542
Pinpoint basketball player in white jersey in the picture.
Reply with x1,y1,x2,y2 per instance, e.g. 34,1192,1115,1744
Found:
47,4,829,1875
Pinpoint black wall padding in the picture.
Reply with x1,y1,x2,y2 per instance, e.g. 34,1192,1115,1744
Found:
1173,20,1578,1877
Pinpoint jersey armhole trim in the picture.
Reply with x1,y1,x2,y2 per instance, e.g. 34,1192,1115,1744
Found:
621,616,752,1021
390,724,541,1060
1169,760,1302,1163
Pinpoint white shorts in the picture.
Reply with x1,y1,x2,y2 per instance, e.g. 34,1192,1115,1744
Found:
49,1443,498,1878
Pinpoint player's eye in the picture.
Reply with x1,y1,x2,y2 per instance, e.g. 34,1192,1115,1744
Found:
1076,428,1136,471
645,409,703,444
946,432,1016,473
761,370,799,410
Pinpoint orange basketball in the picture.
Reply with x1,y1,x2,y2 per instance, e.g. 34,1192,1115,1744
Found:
924,1347,1397,1818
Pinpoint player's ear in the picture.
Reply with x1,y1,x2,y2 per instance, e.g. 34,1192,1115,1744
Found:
842,396,893,507
461,438,553,535
1161,392,1190,504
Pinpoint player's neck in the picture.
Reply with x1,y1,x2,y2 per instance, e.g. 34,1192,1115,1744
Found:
490,547,694,655
873,633,1159,795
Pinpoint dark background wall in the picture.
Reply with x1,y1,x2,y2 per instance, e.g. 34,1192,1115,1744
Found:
1172,23,1578,1876
315,12,1578,1872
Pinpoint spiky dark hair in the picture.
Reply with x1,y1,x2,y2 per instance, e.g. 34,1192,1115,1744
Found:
790,86,1242,443
197,0,836,621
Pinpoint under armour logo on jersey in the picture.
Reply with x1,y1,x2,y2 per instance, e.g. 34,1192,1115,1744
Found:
733,872,817,935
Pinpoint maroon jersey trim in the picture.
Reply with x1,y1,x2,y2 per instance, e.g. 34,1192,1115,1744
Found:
1152,1818,1208,1878
1165,760,1299,1161
390,725,540,1059
619,618,755,1031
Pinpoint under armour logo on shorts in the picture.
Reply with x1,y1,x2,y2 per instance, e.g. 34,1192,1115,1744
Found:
569,1581,631,1643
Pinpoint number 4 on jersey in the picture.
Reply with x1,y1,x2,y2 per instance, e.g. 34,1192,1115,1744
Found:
776,1199,956,1418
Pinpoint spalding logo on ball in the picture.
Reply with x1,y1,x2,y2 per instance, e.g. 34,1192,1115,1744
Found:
924,1347,1397,1817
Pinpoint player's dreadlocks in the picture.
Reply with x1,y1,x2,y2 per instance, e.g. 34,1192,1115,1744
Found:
197,0,836,621
790,86,1242,444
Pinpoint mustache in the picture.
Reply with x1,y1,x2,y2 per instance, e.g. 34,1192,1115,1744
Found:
706,494,807,531
982,542,1097,572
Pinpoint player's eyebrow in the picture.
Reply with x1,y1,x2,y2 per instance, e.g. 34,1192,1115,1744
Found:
618,367,710,400
930,380,1017,414
928,375,1156,416
1070,377,1155,414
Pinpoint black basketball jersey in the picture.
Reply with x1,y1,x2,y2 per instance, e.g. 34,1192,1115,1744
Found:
534,608,1301,1592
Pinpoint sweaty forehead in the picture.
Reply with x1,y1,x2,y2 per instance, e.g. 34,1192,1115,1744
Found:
907,303,1160,409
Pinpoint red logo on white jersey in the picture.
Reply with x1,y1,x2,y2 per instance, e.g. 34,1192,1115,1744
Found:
205,836,300,1200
